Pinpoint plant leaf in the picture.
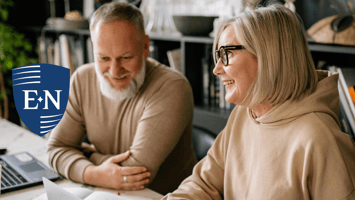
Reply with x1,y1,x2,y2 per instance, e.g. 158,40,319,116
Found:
0,10,8,21
6,61,13,69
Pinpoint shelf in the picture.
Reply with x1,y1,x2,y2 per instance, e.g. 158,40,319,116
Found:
148,32,183,42
181,36,214,44
42,27,90,36
148,32,214,44
308,42,355,55
39,28,215,44
18,26,44,33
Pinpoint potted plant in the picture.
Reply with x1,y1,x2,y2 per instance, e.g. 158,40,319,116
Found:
0,0,36,123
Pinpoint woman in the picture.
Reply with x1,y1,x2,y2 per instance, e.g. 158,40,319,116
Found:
163,4,355,200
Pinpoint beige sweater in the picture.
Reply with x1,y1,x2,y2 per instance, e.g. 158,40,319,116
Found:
164,71,355,199
47,58,197,195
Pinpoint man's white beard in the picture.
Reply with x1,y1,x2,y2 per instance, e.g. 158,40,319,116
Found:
95,61,146,102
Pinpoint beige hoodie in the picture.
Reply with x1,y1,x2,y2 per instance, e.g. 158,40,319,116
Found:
164,71,355,200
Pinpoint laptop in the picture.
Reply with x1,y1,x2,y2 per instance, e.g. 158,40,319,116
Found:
0,152,60,193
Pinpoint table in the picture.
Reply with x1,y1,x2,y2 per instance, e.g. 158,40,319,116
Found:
0,118,163,200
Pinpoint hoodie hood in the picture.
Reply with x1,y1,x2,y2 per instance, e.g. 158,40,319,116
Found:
249,70,340,126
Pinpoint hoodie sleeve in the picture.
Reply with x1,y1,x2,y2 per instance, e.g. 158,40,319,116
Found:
162,129,227,200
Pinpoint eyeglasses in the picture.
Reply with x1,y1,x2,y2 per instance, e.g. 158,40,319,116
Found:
215,45,244,66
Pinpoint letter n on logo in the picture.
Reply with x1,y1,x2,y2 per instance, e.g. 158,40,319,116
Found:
12,64,70,136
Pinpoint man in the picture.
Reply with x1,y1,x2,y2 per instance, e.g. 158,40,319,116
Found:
47,2,197,195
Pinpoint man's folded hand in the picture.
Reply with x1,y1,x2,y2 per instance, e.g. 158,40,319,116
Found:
83,151,151,190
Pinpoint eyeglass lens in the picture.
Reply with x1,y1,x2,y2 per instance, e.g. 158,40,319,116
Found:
216,48,228,66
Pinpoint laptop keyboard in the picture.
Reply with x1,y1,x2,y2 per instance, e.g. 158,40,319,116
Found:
0,158,28,189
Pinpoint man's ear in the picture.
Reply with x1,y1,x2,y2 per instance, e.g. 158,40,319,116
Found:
143,35,150,60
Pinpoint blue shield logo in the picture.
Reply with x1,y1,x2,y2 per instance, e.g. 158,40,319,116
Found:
12,64,70,137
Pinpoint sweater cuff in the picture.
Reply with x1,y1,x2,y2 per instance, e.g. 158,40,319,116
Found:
68,158,93,183
89,152,113,165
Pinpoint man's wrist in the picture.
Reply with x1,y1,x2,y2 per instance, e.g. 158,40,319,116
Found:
83,164,95,185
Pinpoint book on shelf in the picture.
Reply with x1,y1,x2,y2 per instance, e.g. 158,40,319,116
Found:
200,44,235,110
167,48,182,72
329,66,355,139
86,37,94,63
59,34,75,75
339,95,354,138
74,38,85,68
39,34,86,76
83,0,95,19
38,33,91,76
65,35,84,71
219,77,225,109
215,74,220,107
54,40,61,66
202,57,210,106
337,67,355,119
349,86,355,106
340,67,355,108
46,38,55,65
205,45,216,107
38,36,46,63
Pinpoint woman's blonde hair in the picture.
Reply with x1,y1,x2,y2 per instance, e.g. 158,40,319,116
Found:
213,4,318,106
90,2,145,37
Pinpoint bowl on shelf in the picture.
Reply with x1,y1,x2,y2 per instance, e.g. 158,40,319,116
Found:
172,15,218,37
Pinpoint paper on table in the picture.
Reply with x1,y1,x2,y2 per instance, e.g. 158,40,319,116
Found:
41,177,131,200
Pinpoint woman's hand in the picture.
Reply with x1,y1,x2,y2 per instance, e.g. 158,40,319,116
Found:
83,151,151,190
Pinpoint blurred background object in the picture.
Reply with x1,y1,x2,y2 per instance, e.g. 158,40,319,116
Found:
139,0,244,37
95,0,112,10
284,0,296,12
172,16,218,36
46,0,89,30
349,86,355,106
307,0,355,46
64,10,84,20
140,0,180,35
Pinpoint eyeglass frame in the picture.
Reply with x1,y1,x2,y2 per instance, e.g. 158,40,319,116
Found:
215,45,245,66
